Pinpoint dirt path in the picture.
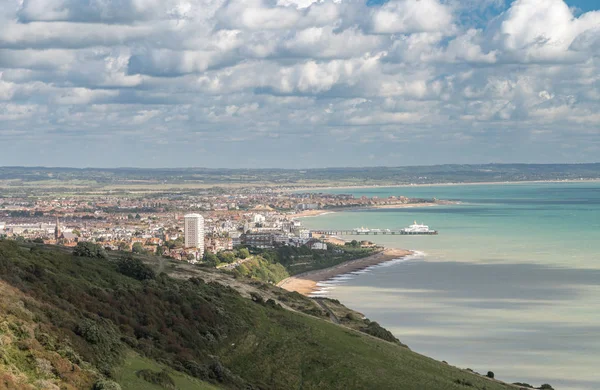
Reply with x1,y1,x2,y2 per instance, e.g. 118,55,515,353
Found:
314,299,340,324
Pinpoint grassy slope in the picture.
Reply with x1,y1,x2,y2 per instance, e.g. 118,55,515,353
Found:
0,241,517,390
114,352,220,390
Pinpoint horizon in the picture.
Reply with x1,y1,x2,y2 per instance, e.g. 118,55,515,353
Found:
2,162,600,171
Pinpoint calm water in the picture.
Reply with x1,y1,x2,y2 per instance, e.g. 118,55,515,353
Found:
301,182,600,390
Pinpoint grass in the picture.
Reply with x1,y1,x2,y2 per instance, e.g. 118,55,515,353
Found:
114,352,221,390
0,240,521,390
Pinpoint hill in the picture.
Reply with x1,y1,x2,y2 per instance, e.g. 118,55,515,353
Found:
0,240,527,389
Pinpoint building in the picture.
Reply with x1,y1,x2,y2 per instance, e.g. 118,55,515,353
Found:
184,213,205,257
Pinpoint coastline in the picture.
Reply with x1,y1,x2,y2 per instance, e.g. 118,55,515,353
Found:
277,248,413,295
290,201,452,218
285,178,600,193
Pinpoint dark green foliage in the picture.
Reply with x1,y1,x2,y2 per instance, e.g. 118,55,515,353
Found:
513,383,533,388
136,369,175,389
131,242,145,254
361,321,400,344
540,385,554,390
250,292,264,304
232,257,288,284
93,379,122,390
454,378,474,387
117,256,156,280
486,371,494,379
0,241,522,390
252,245,376,276
203,252,219,267
73,241,107,258
237,248,250,259
74,318,123,374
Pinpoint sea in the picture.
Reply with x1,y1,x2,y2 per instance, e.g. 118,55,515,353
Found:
299,182,600,390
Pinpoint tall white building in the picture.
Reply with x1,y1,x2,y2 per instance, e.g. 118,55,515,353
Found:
184,213,205,257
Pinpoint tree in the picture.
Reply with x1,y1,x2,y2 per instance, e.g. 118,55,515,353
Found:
135,213,141,219
118,241,130,251
156,246,165,256
132,242,145,254
203,252,219,267
117,256,155,280
237,248,250,259
540,385,554,390
33,237,44,244
73,242,107,259
486,371,494,379
217,251,235,264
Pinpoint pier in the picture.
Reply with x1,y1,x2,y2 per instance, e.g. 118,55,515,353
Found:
310,229,438,236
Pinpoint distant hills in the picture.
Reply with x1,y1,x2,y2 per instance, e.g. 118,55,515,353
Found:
1,163,599,187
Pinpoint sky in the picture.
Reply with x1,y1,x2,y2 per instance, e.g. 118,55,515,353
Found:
0,0,599,168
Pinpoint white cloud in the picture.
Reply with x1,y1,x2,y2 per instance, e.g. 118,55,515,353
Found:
0,0,599,166
371,0,453,34
490,0,600,62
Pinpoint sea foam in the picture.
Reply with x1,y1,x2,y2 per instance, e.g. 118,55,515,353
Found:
308,251,425,297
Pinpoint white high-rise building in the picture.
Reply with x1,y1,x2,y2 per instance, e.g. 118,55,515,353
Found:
184,213,205,257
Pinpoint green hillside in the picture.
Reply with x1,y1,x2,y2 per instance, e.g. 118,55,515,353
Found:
0,240,522,389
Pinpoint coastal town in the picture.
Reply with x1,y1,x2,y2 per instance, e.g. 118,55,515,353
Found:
0,187,437,266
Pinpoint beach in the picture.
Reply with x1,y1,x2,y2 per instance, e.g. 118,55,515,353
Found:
277,248,413,295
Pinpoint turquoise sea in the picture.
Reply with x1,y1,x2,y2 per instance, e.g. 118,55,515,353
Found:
300,182,600,390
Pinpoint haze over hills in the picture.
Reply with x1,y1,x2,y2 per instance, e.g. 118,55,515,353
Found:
1,164,599,188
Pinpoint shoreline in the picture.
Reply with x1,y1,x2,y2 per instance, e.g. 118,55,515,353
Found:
285,178,600,193
277,248,413,295
290,201,454,218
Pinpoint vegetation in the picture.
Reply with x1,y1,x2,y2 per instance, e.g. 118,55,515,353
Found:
232,257,288,284
252,244,377,276
3,164,600,189
0,239,529,389
73,241,107,258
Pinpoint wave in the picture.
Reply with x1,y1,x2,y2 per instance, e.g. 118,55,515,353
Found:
308,251,426,297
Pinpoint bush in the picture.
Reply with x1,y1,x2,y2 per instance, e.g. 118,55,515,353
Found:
540,385,554,390
117,256,155,280
73,242,107,259
136,369,175,389
250,292,264,304
361,321,400,344
486,371,494,379
93,379,122,390
454,379,474,387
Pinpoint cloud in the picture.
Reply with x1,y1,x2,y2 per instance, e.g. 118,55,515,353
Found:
489,0,600,63
370,0,453,34
0,0,599,167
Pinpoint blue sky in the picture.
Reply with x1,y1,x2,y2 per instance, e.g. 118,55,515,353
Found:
0,0,599,168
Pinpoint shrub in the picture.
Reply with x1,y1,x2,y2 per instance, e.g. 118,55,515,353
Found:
454,378,474,387
486,371,494,379
93,379,122,390
136,369,175,389
540,385,554,390
361,321,400,344
73,242,107,259
250,292,264,304
116,256,155,281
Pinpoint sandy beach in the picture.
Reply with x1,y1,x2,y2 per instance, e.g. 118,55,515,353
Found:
277,248,413,295
290,202,452,218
